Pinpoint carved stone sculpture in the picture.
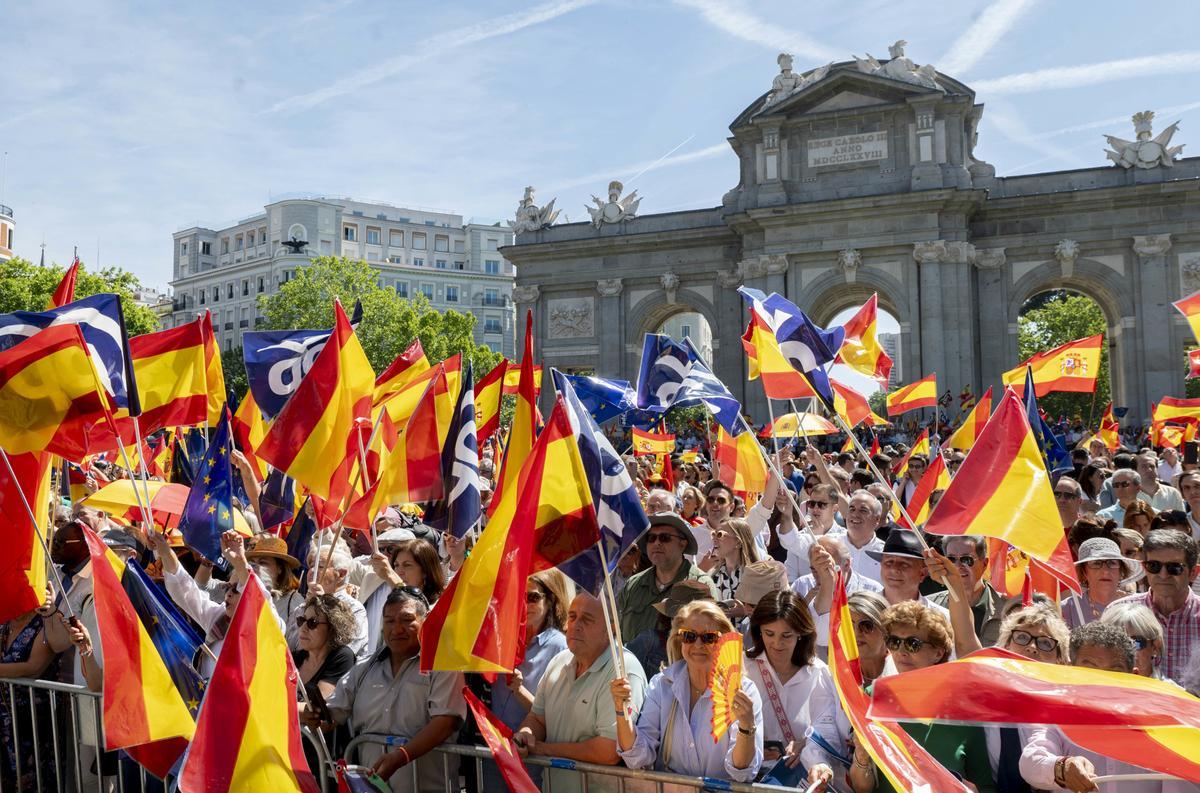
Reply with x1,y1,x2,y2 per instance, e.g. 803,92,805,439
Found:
548,298,594,339
912,240,947,263
510,186,559,234
716,267,743,288
596,278,623,297
1133,234,1172,258
1181,255,1200,295
661,271,680,305
1054,240,1079,277
586,181,641,228
513,285,540,304
764,53,832,107
1105,112,1184,169
974,248,1006,270
854,40,943,91
837,249,861,282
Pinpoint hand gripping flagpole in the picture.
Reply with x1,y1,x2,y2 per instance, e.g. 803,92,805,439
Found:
0,448,76,619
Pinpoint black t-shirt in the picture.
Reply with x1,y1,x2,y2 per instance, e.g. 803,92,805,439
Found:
293,644,356,702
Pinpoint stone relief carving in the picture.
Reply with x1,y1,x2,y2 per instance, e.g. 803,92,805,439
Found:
912,240,976,264
586,181,641,227
1133,234,1172,258
764,53,832,107
512,285,540,304
660,271,680,305
973,248,1007,270
716,267,743,288
547,297,594,339
596,278,623,297
763,254,789,275
837,249,861,282
854,40,944,92
1105,112,1184,169
509,186,559,234
1054,240,1080,277
739,257,766,279
1180,254,1200,295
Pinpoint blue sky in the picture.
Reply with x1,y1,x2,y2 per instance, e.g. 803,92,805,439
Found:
3,0,1199,295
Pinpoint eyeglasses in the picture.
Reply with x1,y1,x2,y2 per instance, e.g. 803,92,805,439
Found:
1084,559,1122,571
1113,481,1137,489
296,616,327,630
1144,560,1189,576
1054,490,1081,500
709,496,730,506
677,629,721,645
526,591,545,604
396,585,429,605
1130,636,1152,651
856,619,877,635
806,500,830,509
884,634,928,653
645,531,683,545
1010,630,1058,653
945,554,979,568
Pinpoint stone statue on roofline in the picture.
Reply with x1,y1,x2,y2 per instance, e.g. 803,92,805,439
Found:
1104,111,1184,169
587,180,641,228
510,186,559,234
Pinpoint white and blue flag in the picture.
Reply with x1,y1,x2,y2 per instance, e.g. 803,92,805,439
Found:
635,333,744,436
737,286,844,410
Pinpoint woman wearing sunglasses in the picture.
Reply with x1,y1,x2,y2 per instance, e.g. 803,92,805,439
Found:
609,601,764,783
293,594,359,702
701,519,762,607
848,601,996,793
846,591,892,685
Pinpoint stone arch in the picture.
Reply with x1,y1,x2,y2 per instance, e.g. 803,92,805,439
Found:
627,288,720,343
798,267,912,329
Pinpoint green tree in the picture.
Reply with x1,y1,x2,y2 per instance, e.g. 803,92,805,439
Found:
0,256,160,335
868,389,888,418
257,256,503,375
1017,292,1109,422
222,346,249,404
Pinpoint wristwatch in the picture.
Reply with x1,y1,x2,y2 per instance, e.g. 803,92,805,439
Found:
737,724,756,736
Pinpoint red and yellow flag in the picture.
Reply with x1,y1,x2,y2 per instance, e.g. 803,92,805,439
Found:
1189,349,1200,381
178,577,318,792
831,379,872,428
923,387,1070,565
1098,402,1120,452
828,573,971,792
0,452,51,624
0,324,117,461
372,338,430,407
48,257,81,309
474,359,508,445
502,363,543,396
632,428,676,456
257,301,374,507
898,453,949,528
715,426,768,495
231,391,270,482
493,312,537,511
835,294,893,385
893,429,930,480
945,386,992,451
128,320,209,435
988,539,1080,599
1153,396,1200,426
886,373,937,416
199,311,226,425
83,526,195,779
869,647,1200,783
1002,334,1103,397
421,398,598,672
1174,290,1200,345
463,688,540,793
741,313,817,399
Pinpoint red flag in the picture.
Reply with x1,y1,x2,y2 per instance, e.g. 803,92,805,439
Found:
1189,349,1200,380
475,360,508,445
462,688,540,793
492,312,536,511
49,257,81,308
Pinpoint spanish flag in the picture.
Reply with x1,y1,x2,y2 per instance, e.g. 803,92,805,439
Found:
715,425,768,494
1153,396,1200,426
831,379,872,428
869,647,1200,783
463,688,540,793
178,577,318,792
257,301,374,507
1189,349,1200,381
0,452,51,624
1002,333,1103,397
898,453,949,528
1174,290,1200,345
48,256,80,309
1098,402,1120,452
199,311,226,425
632,428,676,455
492,312,537,511
828,573,972,792
0,324,117,461
83,526,195,779
475,359,508,445
128,320,209,435
371,338,429,407
421,398,598,672
886,373,937,416
945,386,993,451
741,313,817,399
377,354,462,435
835,294,893,385
987,540,1079,599
923,387,1068,565
894,429,930,480
502,362,543,396
231,391,270,482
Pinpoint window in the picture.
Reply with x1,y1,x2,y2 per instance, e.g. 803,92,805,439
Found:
454,239,465,253
242,280,249,296
435,259,447,270
434,235,449,253
257,276,264,293
454,261,465,270
420,283,434,300
259,227,267,245
235,235,243,251
366,227,381,245
445,286,459,302
247,230,255,247
212,287,220,303
484,259,500,275
180,241,188,256
484,287,500,305
681,324,692,339
412,233,426,250
227,283,234,299
413,257,424,267
343,224,357,241
201,241,211,255
389,229,404,247
199,291,206,305
221,238,230,254
486,238,499,251
484,318,502,333
396,282,408,298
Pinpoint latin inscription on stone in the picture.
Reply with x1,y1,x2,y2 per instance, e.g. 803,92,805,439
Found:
806,131,888,168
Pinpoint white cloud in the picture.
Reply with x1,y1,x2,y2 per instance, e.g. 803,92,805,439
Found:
673,0,841,62
1033,100,1200,139
938,0,1039,75
264,0,594,114
973,51,1200,94
548,142,730,192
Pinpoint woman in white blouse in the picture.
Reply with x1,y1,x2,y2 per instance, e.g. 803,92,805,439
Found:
744,590,845,791
609,601,763,784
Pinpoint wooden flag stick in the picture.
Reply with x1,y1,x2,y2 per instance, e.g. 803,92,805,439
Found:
735,413,817,538
595,538,627,678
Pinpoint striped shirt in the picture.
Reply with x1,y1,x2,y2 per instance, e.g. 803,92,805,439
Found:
1110,590,1200,683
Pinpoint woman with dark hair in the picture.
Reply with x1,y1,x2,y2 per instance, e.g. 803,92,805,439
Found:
292,594,359,701
743,590,844,791
1078,462,1107,512
376,538,447,604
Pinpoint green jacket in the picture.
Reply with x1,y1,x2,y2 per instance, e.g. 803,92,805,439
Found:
928,582,1006,647
616,561,716,642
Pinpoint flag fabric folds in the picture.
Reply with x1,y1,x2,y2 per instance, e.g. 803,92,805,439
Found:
635,333,745,435
898,453,950,528
257,301,374,506
556,373,635,424
372,338,430,407
1189,349,1200,380
493,312,537,510
1153,396,1200,426
715,426,768,494
231,390,270,482
0,452,51,624
421,398,599,672
463,688,540,793
886,373,937,416
48,256,81,309
894,429,930,480
82,527,195,779
1002,333,1103,397
945,386,993,451
831,380,872,428
1174,290,1200,345
835,293,893,385
199,311,226,425
631,428,676,455
1022,367,1071,474
924,387,1072,565
129,319,209,434
178,411,239,563
502,364,543,396
0,323,118,460
423,362,481,539
737,287,843,409
741,313,817,400
474,359,508,444
1099,402,1121,452
178,577,319,793
868,647,1200,782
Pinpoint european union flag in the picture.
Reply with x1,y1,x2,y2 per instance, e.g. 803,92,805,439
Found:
561,374,636,424
178,411,235,564
1023,368,1071,474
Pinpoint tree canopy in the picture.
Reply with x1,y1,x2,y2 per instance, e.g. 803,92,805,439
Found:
0,256,161,336
1017,290,1109,423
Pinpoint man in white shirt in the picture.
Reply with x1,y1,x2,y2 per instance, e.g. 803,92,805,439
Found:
1158,446,1183,487
1136,453,1185,512
830,491,886,584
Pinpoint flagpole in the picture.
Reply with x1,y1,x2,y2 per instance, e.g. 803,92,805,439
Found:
0,448,77,619
113,431,161,540
764,398,782,459
595,538,627,678
735,413,816,538
355,429,378,555
788,399,809,449
131,416,157,537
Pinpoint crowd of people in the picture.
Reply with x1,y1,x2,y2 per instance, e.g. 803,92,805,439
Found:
2,425,1198,793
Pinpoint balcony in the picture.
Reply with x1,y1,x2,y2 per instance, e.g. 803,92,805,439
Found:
480,296,509,307
239,320,249,329
0,205,12,219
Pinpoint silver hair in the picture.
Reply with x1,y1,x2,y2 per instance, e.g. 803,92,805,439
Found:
1099,602,1163,645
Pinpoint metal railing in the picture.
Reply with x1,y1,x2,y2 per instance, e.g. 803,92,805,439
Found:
0,205,12,219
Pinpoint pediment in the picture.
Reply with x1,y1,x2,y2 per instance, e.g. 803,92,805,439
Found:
808,91,890,113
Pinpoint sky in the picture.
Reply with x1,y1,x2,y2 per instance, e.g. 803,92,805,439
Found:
4,0,1199,299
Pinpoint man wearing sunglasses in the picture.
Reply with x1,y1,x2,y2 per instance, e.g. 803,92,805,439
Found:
1095,470,1142,525
1110,530,1200,684
616,513,717,642
927,536,1005,646
1053,477,1084,531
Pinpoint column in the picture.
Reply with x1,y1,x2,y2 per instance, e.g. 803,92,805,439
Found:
912,241,948,384
595,278,624,377
973,248,1009,393
1132,234,1178,419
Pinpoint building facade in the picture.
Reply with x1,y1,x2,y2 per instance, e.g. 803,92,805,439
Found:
0,204,13,262
503,46,1199,425
168,196,517,356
